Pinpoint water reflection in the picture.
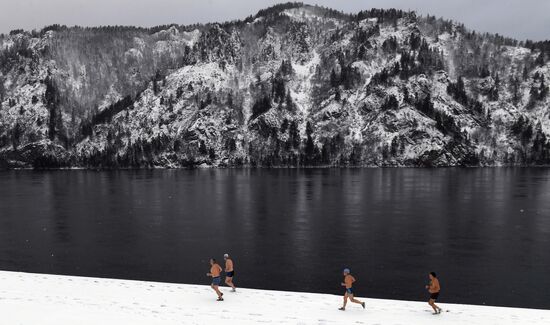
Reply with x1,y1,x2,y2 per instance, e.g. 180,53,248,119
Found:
0,168,549,309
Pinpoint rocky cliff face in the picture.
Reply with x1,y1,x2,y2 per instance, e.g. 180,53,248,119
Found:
1,3,549,168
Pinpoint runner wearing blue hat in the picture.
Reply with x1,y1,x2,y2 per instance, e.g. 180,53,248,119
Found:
339,268,365,311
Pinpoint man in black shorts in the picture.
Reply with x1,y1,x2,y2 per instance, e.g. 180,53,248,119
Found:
224,253,236,292
426,272,442,314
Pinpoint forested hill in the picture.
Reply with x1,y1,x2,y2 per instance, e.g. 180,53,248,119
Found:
1,2,549,168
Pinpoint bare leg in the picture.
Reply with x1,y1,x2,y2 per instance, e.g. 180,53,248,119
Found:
212,284,223,298
341,293,349,309
349,294,363,305
429,299,440,313
225,277,236,290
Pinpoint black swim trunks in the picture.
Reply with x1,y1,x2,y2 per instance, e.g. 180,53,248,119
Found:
430,292,440,300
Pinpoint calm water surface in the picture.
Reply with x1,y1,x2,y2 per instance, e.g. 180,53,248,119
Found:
0,168,549,309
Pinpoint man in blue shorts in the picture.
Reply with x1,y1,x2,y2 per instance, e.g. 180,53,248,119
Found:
206,258,224,301
339,268,365,311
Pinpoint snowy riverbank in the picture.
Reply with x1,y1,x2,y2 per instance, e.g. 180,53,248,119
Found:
0,270,548,324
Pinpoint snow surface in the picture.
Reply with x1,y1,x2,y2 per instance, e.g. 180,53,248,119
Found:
0,270,548,325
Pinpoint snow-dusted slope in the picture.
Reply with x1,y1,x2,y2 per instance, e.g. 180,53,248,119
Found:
1,270,548,324
1,3,549,168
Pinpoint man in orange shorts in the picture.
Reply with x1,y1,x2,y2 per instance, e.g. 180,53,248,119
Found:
206,258,224,301
224,253,236,292
339,268,365,311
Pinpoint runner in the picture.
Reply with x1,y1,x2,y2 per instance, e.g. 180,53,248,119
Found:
224,253,236,292
426,272,442,314
206,258,224,301
339,268,366,311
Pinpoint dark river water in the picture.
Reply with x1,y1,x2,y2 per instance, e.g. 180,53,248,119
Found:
0,168,549,309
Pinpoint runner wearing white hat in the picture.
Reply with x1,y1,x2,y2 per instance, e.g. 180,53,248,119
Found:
224,253,236,292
